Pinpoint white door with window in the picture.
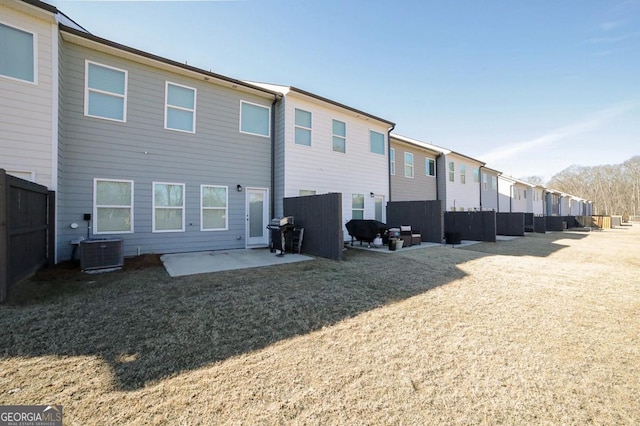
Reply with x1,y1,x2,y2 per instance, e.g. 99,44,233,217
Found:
246,188,269,247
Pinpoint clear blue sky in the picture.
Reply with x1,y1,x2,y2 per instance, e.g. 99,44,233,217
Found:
48,0,639,182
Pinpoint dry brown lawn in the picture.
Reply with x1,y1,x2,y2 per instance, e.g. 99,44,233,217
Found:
1,226,639,425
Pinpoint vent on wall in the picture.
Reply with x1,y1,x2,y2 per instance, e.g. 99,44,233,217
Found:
80,239,124,270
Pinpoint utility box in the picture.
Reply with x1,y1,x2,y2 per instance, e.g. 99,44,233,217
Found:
80,238,124,270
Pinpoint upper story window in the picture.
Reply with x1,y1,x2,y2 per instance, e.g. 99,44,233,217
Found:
0,22,36,83
482,173,488,191
85,61,127,122
460,164,467,184
448,161,455,182
240,101,270,137
294,108,312,146
390,148,395,175
370,130,385,155
165,82,196,133
473,168,480,183
332,119,346,153
491,176,497,190
426,158,435,177
94,178,133,234
404,152,414,178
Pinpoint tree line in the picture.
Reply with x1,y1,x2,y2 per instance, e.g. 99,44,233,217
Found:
531,156,640,216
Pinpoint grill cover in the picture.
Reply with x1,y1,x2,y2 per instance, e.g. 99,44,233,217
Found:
345,219,388,243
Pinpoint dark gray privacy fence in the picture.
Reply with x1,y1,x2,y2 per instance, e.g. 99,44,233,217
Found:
386,200,443,243
545,216,565,231
496,213,525,236
283,192,344,260
534,216,547,233
1,170,55,303
444,211,497,242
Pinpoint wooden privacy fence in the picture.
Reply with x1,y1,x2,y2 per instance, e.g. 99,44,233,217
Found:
386,200,443,243
0,170,55,303
283,192,344,260
444,211,497,242
496,213,525,236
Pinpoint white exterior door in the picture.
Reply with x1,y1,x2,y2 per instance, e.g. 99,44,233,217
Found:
246,188,269,247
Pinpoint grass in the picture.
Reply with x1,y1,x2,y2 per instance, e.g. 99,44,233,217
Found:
1,226,639,425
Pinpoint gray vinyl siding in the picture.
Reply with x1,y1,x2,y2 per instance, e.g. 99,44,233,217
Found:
389,139,438,202
436,155,447,211
57,41,273,260
273,98,286,217
481,170,499,211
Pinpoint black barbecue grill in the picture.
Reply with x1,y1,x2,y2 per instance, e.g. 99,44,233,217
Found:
267,216,295,256
345,219,388,248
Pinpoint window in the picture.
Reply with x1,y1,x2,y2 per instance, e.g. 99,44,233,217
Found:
153,182,185,232
491,176,497,190
294,108,312,146
332,119,346,153
448,161,455,182
390,148,395,175
240,101,270,137
85,61,127,121
460,164,466,184
201,185,228,231
299,190,316,196
0,23,35,83
404,152,414,178
473,168,480,183
370,130,385,155
426,158,435,177
165,82,196,132
94,179,133,234
352,193,364,219
524,189,527,199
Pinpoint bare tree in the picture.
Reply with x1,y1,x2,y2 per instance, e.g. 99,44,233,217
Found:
547,156,640,216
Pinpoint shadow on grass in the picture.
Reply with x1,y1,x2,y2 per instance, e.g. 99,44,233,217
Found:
458,230,591,257
1,249,471,391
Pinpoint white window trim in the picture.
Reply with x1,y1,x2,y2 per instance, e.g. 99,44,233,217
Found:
390,148,395,175
352,193,365,219
93,178,134,235
369,130,385,155
426,157,436,177
449,161,455,182
201,184,228,231
84,60,127,122
153,181,185,233
482,173,488,191
460,164,467,184
294,108,312,147
0,20,38,85
239,100,271,138
404,152,414,178
165,81,196,133
331,118,346,153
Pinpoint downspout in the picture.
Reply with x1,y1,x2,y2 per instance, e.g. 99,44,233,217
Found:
270,94,281,219
479,165,484,211
435,153,442,202
387,124,395,203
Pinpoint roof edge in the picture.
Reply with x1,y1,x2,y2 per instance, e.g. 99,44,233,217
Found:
59,24,281,99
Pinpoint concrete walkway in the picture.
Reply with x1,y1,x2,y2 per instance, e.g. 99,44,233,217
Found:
161,248,313,277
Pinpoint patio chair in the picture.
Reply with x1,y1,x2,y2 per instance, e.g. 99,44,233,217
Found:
400,225,421,247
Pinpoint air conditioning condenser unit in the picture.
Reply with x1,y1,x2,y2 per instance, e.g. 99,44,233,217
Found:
80,238,124,270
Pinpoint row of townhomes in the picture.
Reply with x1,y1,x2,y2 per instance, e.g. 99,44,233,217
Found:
1,0,593,263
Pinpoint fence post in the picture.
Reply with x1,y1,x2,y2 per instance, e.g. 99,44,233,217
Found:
0,169,8,303
48,191,56,267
